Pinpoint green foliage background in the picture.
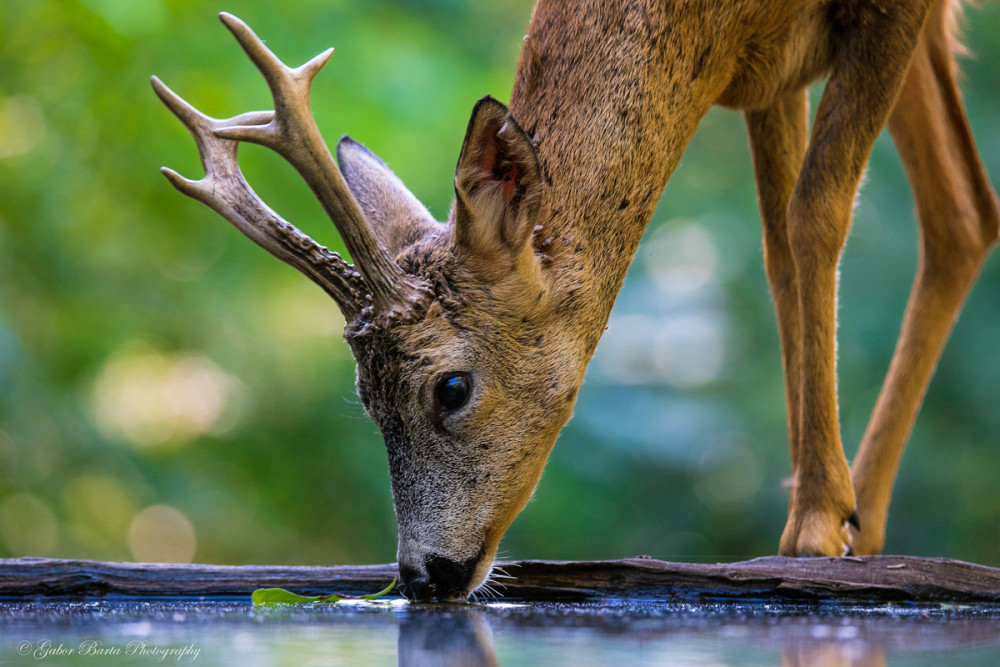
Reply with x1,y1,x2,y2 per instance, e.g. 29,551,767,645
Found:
0,0,998,567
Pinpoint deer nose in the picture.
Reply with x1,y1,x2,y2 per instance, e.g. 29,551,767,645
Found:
424,554,477,601
398,562,432,601
397,554,479,601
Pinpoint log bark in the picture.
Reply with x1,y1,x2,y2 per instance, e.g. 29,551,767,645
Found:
1,555,999,604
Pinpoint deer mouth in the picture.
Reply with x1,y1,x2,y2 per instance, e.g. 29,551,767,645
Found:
398,550,485,602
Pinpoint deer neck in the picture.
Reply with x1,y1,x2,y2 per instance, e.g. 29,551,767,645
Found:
509,0,723,350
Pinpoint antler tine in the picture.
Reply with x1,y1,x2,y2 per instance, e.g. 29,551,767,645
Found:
151,75,365,318
214,12,433,324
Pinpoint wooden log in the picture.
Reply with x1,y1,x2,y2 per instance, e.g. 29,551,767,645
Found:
1,555,999,604
501,556,1000,603
0,558,396,600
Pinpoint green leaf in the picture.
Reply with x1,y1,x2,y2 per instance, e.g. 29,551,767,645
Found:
251,588,336,606
251,578,396,606
361,577,397,600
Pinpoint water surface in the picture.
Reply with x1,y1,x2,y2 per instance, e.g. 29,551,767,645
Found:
3,597,999,665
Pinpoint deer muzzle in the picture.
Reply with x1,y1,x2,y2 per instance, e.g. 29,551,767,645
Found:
397,549,485,602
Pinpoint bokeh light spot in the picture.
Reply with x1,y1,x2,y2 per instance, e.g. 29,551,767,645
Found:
61,474,137,554
128,504,197,564
0,493,58,556
644,221,718,294
598,312,725,388
90,342,247,448
0,95,46,159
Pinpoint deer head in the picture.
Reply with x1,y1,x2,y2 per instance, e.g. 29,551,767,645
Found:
154,14,588,600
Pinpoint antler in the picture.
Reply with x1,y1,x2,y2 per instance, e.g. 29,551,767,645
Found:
151,76,366,318
154,12,432,325
213,12,433,323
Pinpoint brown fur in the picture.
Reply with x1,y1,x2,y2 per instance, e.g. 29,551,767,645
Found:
501,0,997,561
159,1,998,600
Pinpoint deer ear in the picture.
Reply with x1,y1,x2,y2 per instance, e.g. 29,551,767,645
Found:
337,136,437,257
452,96,542,264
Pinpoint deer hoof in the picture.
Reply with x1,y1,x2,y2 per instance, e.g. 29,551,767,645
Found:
779,506,856,557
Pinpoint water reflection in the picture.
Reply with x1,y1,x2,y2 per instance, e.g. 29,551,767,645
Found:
782,643,887,667
1,599,999,665
393,600,1000,667
398,606,498,667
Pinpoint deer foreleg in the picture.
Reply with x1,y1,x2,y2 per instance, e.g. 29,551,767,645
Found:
850,1,1000,555
780,0,935,557
745,89,809,478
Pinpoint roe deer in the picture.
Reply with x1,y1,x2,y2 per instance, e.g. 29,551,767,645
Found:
153,0,999,600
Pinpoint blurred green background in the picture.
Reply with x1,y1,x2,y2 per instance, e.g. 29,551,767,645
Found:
0,0,997,568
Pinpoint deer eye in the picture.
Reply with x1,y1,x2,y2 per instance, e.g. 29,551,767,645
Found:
435,373,471,413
